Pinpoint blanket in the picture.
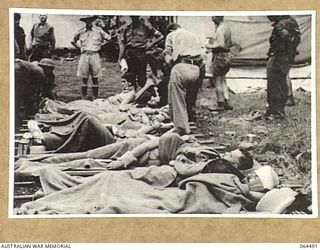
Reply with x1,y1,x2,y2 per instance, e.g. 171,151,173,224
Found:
15,138,148,176
20,170,253,215
39,112,115,153
39,99,131,118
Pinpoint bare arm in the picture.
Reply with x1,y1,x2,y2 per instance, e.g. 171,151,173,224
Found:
29,24,35,49
50,26,56,49
99,28,112,47
163,34,174,65
107,137,160,169
120,89,136,104
118,42,126,63
134,79,154,101
71,32,80,49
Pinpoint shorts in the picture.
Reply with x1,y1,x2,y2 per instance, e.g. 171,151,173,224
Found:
212,52,232,76
77,51,102,78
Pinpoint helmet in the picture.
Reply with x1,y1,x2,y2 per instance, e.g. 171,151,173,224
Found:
38,58,55,68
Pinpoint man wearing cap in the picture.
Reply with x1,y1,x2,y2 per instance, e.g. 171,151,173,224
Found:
71,16,111,100
163,23,205,135
14,58,56,128
118,16,164,89
14,13,27,60
29,14,56,62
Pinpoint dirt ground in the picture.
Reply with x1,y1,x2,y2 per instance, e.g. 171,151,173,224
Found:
16,55,312,208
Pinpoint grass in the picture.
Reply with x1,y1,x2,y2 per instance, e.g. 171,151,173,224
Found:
52,56,313,201
55,56,122,102
196,83,312,196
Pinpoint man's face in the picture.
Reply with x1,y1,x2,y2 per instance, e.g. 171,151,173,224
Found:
146,65,154,78
211,16,222,25
85,22,93,29
268,15,280,22
222,149,243,166
156,69,164,82
14,18,20,26
110,16,117,27
176,150,208,164
39,15,47,23
130,16,140,24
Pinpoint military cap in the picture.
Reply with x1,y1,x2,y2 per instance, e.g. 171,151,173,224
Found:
79,15,98,23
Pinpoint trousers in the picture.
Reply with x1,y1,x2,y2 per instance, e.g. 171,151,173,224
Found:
29,45,51,62
168,63,200,134
125,47,148,89
267,55,289,117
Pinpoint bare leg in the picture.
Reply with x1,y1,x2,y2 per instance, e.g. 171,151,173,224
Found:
287,73,293,97
222,74,233,110
215,75,225,103
222,74,229,100
213,75,225,110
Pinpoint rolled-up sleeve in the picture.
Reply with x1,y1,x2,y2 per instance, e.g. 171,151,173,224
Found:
163,33,173,56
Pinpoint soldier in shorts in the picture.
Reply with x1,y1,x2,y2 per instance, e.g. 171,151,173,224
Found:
71,16,111,99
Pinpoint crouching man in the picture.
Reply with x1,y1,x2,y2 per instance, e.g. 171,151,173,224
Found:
15,58,56,128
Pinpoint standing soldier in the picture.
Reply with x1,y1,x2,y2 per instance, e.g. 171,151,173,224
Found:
29,14,56,62
163,23,205,135
71,16,111,100
14,13,27,60
206,16,234,111
118,16,164,89
266,15,301,119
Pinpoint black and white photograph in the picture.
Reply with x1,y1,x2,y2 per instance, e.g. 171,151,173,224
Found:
9,9,316,217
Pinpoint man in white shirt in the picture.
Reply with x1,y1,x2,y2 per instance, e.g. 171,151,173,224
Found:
163,23,205,135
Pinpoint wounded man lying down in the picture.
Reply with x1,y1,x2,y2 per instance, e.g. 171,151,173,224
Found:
17,133,295,215
26,111,116,153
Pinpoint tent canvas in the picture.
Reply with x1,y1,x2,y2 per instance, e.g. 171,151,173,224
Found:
19,14,311,64
178,15,312,64
17,13,312,92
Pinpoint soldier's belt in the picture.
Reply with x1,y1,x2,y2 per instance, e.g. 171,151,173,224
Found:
179,58,203,66
82,50,99,55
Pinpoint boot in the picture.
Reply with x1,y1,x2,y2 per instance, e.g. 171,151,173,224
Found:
224,99,233,110
92,86,99,100
209,102,225,112
286,95,296,106
81,86,87,100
